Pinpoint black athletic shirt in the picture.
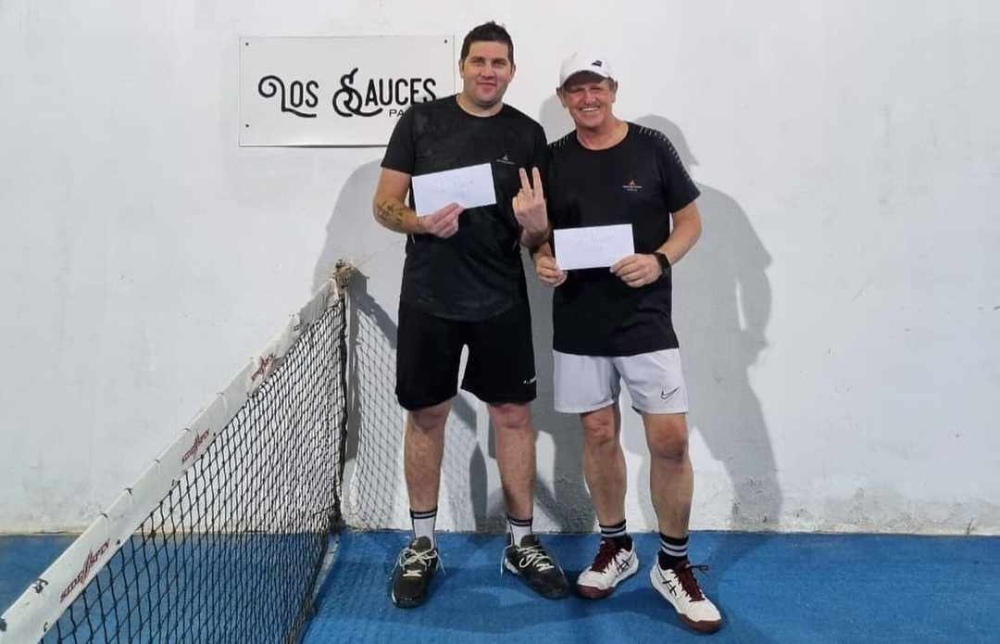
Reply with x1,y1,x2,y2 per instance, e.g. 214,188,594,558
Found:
381,96,549,321
547,124,700,356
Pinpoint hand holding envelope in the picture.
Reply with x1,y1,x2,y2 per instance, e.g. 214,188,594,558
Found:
534,254,567,288
418,203,464,238
610,252,664,288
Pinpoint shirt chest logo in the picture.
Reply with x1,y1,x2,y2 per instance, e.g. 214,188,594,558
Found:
622,178,643,192
495,153,517,166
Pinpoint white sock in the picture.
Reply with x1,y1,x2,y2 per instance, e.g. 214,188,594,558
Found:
508,514,533,545
410,508,437,547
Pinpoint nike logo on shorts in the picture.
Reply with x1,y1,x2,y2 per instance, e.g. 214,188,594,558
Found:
660,387,680,400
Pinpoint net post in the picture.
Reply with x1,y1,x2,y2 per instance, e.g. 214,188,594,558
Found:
330,259,354,532
332,260,355,296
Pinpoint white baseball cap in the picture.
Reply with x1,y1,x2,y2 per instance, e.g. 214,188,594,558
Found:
558,52,615,87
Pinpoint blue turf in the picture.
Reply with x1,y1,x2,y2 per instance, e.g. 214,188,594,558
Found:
0,534,76,612
3,532,997,642
304,531,999,643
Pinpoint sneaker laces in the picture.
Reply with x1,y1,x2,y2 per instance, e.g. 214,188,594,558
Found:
501,541,555,575
673,561,710,601
589,538,622,573
397,546,441,579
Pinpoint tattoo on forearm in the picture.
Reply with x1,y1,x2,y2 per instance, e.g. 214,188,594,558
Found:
375,199,409,232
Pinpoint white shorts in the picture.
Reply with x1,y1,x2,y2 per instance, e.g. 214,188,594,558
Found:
552,349,689,415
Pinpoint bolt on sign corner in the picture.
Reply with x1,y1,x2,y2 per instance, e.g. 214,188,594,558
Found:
239,36,455,147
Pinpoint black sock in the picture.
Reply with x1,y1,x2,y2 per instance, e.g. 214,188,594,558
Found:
599,520,631,549
658,532,689,569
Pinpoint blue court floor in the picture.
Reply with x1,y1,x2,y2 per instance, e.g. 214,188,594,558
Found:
2,531,997,643
303,531,998,643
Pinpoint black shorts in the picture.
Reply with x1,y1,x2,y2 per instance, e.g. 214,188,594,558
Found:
396,301,537,410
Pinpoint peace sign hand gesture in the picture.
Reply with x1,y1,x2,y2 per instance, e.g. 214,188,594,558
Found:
512,167,549,237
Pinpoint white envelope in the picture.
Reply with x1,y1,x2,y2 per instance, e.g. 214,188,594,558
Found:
553,224,635,270
411,163,497,215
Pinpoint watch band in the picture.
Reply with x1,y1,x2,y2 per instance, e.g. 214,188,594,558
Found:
654,252,671,277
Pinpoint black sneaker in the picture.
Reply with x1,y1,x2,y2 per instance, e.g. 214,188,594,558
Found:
391,536,440,608
502,534,569,599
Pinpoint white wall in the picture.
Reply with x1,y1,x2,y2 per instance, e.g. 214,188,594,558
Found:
2,1,997,535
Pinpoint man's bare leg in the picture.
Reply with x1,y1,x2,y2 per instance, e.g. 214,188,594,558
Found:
404,400,451,517
580,404,627,526
642,412,693,539
488,402,535,522
490,401,569,599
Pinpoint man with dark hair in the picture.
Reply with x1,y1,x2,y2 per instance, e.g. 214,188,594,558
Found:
372,21,567,608
531,53,723,633
459,21,515,64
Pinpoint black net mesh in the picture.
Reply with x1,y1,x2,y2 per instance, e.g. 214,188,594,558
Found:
44,288,349,644
343,274,405,529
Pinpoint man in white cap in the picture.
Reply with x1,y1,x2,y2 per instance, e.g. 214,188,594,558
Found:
528,52,722,633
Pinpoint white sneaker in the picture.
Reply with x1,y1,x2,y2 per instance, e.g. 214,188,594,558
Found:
650,560,722,633
576,538,639,599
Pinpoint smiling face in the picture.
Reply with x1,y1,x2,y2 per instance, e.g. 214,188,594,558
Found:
557,72,618,132
459,40,515,111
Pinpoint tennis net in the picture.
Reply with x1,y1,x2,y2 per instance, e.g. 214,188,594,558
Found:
0,265,353,643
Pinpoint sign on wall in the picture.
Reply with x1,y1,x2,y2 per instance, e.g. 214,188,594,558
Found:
239,36,455,147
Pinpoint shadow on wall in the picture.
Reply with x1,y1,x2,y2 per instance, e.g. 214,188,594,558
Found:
538,96,782,556
313,165,489,532
631,115,781,540
312,160,381,294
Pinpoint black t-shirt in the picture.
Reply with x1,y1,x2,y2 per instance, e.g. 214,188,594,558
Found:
381,96,549,321
547,124,700,356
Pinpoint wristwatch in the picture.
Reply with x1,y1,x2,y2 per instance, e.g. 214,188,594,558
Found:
654,252,671,278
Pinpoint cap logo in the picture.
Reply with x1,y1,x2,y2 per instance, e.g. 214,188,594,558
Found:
591,60,603,67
